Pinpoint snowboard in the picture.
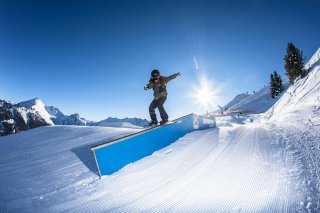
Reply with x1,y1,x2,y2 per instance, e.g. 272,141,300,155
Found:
148,120,175,128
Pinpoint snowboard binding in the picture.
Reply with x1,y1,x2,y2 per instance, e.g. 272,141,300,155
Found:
149,120,158,126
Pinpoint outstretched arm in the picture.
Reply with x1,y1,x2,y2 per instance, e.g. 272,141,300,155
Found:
164,72,181,83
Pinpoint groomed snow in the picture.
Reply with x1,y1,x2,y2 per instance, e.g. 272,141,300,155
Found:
1,115,318,212
0,126,139,212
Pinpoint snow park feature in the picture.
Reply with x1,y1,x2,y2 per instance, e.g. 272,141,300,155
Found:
91,113,216,177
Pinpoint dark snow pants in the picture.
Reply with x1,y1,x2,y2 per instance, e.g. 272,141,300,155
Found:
149,96,168,122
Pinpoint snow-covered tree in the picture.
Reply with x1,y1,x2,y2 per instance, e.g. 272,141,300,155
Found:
284,42,307,84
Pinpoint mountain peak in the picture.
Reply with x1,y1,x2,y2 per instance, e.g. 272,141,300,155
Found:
17,97,45,108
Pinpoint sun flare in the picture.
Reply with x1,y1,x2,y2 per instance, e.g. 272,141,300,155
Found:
191,74,218,113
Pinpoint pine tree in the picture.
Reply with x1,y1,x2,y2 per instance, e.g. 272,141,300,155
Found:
270,73,276,99
284,42,307,84
273,71,284,96
276,74,284,95
270,71,284,98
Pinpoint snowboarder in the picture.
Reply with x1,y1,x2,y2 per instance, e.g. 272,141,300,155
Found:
144,69,181,126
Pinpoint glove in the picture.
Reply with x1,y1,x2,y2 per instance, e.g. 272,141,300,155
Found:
176,72,181,76
144,86,148,90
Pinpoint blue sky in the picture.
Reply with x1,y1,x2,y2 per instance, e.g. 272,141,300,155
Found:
1,0,320,121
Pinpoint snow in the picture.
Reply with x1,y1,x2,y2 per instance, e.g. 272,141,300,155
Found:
93,117,149,127
15,108,29,124
45,106,64,118
0,126,139,212
0,119,310,212
228,80,289,113
224,93,250,110
265,61,320,124
16,98,54,126
97,121,143,129
0,48,319,212
305,47,320,71
5,119,15,124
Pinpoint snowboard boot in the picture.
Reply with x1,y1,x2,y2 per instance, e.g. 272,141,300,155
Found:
160,119,168,125
149,120,158,126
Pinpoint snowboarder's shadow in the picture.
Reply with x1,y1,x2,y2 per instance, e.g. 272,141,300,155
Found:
71,143,100,176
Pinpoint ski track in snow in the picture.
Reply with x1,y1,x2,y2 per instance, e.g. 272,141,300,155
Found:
272,123,320,211
0,126,139,213
0,119,319,212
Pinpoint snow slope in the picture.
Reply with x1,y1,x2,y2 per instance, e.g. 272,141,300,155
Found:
228,80,289,113
262,47,320,210
265,47,320,124
0,126,139,212
223,93,250,110
0,118,311,212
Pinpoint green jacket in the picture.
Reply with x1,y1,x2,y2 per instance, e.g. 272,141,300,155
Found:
146,73,179,100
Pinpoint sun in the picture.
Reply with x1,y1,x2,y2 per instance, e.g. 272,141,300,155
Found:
197,84,212,105
190,74,218,113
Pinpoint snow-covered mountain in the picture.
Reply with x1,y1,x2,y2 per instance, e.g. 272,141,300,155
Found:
44,105,148,128
16,98,54,125
92,117,149,128
97,121,144,129
1,98,148,136
0,99,53,136
45,106,87,125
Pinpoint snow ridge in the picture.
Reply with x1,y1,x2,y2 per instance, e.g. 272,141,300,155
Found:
227,80,289,113
224,93,250,110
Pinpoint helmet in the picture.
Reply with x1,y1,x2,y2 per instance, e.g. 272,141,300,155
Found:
151,69,160,78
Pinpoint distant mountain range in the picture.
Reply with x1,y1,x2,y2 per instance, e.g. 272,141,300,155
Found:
0,98,148,136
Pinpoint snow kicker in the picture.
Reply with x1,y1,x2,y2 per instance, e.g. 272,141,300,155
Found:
91,113,216,177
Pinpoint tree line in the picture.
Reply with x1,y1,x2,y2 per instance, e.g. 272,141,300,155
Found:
269,42,307,99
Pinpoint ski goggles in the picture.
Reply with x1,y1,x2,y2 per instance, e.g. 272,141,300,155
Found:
152,76,160,80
